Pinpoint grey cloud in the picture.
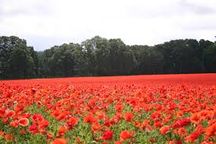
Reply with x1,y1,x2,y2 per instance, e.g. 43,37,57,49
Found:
127,0,216,19
179,0,216,15
0,2,52,18
182,22,216,31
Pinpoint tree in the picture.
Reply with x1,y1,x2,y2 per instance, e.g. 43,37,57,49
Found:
7,46,34,78
81,36,112,75
199,39,214,72
40,43,82,77
203,42,216,72
156,39,203,73
1,35,216,79
81,36,98,75
0,36,37,79
108,39,136,75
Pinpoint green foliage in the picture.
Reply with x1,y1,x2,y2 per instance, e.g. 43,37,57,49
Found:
0,36,216,79
203,42,216,72
0,36,37,79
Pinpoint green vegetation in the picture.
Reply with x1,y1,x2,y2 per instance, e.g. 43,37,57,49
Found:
0,36,216,79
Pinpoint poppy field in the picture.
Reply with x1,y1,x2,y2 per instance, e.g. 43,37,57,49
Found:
0,74,216,144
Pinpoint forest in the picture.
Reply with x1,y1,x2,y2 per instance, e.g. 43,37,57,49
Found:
0,36,216,79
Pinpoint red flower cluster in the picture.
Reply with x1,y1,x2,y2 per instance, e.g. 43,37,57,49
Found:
0,74,216,143
102,130,113,140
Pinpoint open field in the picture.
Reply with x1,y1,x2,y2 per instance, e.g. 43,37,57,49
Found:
0,74,216,144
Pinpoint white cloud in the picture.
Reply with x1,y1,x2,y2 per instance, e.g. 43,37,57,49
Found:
0,0,216,50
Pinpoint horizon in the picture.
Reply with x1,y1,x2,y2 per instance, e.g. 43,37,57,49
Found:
1,0,216,51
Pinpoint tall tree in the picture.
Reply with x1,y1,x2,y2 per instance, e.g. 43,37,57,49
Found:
156,39,203,73
7,46,35,78
203,42,216,72
2,35,216,79
199,39,214,72
81,37,98,75
108,39,136,75
40,43,82,77
0,36,37,79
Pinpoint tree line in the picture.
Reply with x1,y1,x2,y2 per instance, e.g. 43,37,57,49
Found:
0,36,216,79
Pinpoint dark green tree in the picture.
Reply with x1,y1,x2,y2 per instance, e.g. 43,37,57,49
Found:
199,39,214,72
108,39,136,75
2,35,216,79
40,43,82,77
0,36,37,79
81,37,98,75
156,39,204,73
203,42,216,72
7,46,35,78
130,45,164,74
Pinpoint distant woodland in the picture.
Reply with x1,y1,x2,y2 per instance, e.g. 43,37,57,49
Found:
0,36,216,79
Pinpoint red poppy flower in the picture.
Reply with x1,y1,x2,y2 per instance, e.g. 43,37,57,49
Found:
124,112,134,122
29,124,39,134
120,130,133,140
115,141,122,144
39,119,49,129
57,126,68,137
5,110,15,118
52,138,67,144
115,104,123,112
185,125,204,143
4,134,13,141
190,113,200,124
67,117,78,129
46,132,54,139
18,118,29,127
205,122,216,137
102,130,113,140
32,114,44,123
91,122,102,132
154,120,162,128
84,113,96,124
177,127,187,137
9,120,19,128
168,140,182,144
0,131,5,136
172,118,191,129
22,113,31,118
160,125,170,135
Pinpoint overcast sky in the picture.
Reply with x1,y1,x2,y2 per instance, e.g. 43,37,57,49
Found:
0,0,216,51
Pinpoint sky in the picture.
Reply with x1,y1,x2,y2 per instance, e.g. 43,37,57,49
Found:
0,0,216,51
